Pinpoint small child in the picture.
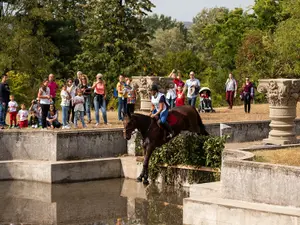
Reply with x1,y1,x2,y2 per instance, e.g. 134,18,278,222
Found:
166,83,176,108
17,104,29,129
29,110,39,128
73,89,86,128
47,105,61,129
175,85,185,107
200,90,209,99
8,95,18,128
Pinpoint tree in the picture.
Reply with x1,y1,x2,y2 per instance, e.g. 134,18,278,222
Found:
73,0,154,92
149,27,186,58
143,13,187,38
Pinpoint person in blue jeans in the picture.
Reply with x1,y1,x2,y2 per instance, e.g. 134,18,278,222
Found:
0,101,4,129
116,74,128,121
149,84,174,139
79,75,92,123
92,73,108,126
60,84,71,129
183,71,200,107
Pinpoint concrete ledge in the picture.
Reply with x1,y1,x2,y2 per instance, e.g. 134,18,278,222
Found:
183,196,300,225
221,144,300,208
0,158,122,183
206,119,300,143
0,129,127,161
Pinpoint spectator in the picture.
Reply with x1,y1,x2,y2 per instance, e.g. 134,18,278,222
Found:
92,73,108,126
74,71,83,87
240,78,254,113
29,99,42,127
166,83,176,108
225,73,237,109
116,74,128,121
183,71,200,107
73,89,86,128
17,103,29,129
48,73,59,105
29,110,39,128
126,78,136,116
47,105,61,129
0,74,10,127
79,75,92,123
8,95,18,128
175,85,185,107
38,79,51,129
66,78,77,125
168,69,185,90
60,84,71,129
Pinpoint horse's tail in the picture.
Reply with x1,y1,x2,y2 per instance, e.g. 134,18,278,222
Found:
192,106,209,136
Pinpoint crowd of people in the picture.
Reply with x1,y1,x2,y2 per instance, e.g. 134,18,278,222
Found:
0,72,138,130
0,70,254,130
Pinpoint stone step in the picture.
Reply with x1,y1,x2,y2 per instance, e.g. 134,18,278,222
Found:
183,195,300,225
0,158,122,183
189,182,221,199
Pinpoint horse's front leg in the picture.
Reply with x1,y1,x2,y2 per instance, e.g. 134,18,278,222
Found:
137,139,149,182
142,144,155,185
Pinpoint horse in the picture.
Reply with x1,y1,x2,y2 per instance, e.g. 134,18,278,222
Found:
123,105,209,185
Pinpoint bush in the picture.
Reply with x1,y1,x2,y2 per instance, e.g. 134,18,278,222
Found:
147,133,227,181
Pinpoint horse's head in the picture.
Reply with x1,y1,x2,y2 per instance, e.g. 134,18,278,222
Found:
123,114,137,140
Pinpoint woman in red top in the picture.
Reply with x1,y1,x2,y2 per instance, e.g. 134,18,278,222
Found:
168,69,185,90
175,85,185,107
92,73,108,126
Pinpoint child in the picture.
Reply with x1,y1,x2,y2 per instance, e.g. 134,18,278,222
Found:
29,110,39,128
17,104,29,129
60,84,71,129
47,105,61,129
8,95,18,128
166,83,176,108
72,89,86,128
175,85,185,107
200,90,209,99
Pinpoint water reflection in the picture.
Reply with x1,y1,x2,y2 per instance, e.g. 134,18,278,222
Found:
0,179,188,225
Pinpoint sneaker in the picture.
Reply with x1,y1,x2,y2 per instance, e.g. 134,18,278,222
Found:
94,123,99,127
104,123,112,126
87,120,92,124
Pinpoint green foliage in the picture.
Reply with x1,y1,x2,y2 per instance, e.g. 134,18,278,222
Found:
148,133,227,182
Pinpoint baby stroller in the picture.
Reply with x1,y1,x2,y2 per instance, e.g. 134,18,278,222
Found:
198,87,215,113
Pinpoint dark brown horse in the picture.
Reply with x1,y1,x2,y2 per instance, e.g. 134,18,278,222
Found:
123,105,209,184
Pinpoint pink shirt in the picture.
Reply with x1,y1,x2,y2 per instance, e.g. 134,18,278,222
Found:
48,81,59,98
95,82,105,95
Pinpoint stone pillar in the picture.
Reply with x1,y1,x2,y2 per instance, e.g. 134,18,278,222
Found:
132,76,173,111
258,79,300,145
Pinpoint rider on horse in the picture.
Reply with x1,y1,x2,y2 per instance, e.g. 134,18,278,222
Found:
149,84,174,139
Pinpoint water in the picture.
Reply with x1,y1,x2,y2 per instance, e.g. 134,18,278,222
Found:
0,179,189,225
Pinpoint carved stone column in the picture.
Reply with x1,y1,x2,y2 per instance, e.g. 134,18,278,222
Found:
258,79,300,145
132,76,173,111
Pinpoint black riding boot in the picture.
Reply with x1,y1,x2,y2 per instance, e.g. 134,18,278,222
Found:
163,122,174,138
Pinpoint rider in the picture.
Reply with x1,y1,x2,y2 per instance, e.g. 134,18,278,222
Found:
149,84,174,138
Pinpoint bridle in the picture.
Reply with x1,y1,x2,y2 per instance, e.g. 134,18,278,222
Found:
123,126,137,137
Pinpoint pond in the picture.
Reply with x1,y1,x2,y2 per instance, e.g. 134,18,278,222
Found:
0,179,189,225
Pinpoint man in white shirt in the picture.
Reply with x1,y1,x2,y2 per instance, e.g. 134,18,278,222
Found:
225,73,237,109
183,71,200,107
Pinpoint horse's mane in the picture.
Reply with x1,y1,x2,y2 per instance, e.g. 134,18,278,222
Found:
131,113,152,137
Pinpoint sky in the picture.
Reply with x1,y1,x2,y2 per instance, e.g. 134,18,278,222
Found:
151,0,255,22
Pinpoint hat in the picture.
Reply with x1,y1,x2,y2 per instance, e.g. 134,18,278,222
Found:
150,84,159,91
96,73,103,79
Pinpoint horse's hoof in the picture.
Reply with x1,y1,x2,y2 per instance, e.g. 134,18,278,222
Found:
143,179,149,185
137,177,143,182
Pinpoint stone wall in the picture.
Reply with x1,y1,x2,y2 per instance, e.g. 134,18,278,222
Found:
205,119,300,143
221,146,300,208
0,129,127,161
